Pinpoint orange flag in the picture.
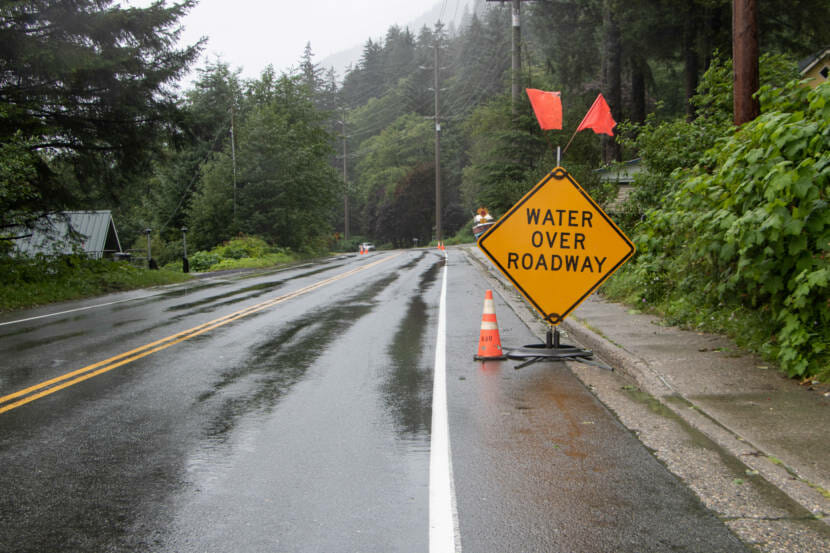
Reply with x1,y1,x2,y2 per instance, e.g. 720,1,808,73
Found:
526,88,563,130
576,93,616,136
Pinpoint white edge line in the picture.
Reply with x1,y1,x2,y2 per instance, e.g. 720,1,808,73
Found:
429,254,461,553
0,297,142,327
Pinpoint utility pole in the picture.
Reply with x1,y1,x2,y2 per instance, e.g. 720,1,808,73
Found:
511,0,522,113
487,0,531,114
733,0,759,125
433,40,442,243
230,104,238,223
341,110,350,240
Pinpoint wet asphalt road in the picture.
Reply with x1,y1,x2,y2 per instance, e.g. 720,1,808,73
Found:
0,249,748,552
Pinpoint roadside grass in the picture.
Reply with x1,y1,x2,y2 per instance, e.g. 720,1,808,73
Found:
444,225,476,246
428,225,476,248
0,236,321,313
601,268,829,382
0,256,190,312
164,251,298,273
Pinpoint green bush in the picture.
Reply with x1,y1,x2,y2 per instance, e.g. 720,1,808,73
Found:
218,235,269,259
618,79,829,379
0,255,188,311
189,250,220,271
186,234,300,272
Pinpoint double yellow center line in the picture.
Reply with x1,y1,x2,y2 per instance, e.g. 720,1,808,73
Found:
0,254,400,415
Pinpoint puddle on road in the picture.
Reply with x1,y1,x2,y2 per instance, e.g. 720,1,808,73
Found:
417,258,441,289
111,281,228,310
399,252,426,270
229,258,348,281
103,266,362,350
165,280,285,312
382,294,432,438
197,273,399,442
165,266,339,313
7,330,87,353
111,318,144,329
381,259,443,439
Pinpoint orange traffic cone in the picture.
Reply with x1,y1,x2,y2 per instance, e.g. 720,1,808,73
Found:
474,290,507,360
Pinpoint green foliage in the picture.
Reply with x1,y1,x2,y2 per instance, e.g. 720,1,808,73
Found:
0,0,203,224
187,235,294,272
131,61,244,248
445,225,475,246
128,230,191,268
217,235,269,259
354,113,436,242
0,255,188,311
460,96,550,214
189,250,221,272
187,151,236,251
617,80,830,379
0,131,40,232
374,163,436,247
187,70,338,252
617,54,801,224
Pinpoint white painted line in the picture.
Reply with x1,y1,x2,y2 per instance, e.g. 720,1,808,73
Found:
0,297,144,327
429,256,461,553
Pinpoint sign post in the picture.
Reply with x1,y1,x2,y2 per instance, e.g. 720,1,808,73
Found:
477,167,635,368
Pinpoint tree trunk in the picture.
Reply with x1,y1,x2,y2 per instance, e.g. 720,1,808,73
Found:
683,1,699,121
733,0,759,125
602,0,622,163
630,56,646,125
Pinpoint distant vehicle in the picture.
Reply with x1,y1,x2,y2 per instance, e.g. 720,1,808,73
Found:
360,242,375,252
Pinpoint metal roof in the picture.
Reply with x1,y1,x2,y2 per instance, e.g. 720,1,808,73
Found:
798,47,830,74
12,211,123,259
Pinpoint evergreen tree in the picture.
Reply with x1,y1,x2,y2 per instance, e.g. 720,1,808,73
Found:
446,12,509,118
0,0,203,232
189,69,338,251
381,26,417,89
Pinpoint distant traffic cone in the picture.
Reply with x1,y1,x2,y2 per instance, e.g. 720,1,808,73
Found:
474,290,507,360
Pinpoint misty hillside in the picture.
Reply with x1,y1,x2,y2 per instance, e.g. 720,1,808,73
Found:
320,0,484,79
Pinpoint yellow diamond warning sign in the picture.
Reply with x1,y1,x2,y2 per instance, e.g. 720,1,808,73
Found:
478,167,635,325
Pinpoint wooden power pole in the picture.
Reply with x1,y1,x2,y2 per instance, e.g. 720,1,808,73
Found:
488,0,532,114
733,0,759,125
341,110,350,240
511,0,522,113
434,41,442,243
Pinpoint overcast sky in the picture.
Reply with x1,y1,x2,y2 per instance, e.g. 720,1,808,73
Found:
127,0,457,84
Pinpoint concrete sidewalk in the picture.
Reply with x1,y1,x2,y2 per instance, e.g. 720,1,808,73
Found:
463,245,830,552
